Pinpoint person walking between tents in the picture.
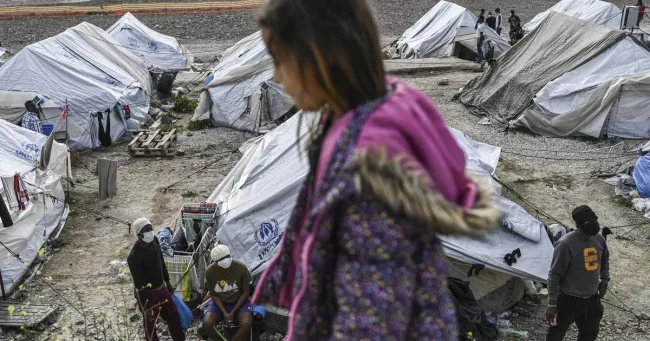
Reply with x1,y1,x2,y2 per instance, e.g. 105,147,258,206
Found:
202,245,253,341
127,218,185,341
509,10,523,43
486,12,497,31
21,101,42,134
495,8,503,35
546,206,610,341
476,16,487,69
475,8,486,29
638,0,646,26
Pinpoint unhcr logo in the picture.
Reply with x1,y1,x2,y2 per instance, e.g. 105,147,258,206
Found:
148,40,159,52
255,219,282,261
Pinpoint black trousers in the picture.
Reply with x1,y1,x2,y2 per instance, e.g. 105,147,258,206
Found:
546,293,604,341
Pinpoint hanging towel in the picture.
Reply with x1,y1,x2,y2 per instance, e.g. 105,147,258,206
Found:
13,173,29,211
97,110,112,148
97,158,118,200
1,176,19,210
0,193,13,227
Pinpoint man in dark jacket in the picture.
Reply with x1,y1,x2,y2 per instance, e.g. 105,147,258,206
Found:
546,206,610,341
486,12,497,30
128,217,185,341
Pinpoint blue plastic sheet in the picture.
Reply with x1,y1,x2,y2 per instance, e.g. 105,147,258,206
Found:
172,292,192,330
634,155,650,198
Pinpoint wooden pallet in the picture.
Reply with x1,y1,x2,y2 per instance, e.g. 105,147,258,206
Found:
128,129,177,157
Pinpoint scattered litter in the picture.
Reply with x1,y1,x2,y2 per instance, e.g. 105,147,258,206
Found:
497,311,512,319
479,117,491,125
632,198,650,213
149,107,163,117
547,224,567,243
499,328,529,339
616,175,636,198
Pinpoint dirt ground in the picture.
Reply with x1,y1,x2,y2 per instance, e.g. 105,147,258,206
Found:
2,1,650,340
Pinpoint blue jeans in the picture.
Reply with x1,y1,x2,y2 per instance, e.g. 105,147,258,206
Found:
477,42,485,64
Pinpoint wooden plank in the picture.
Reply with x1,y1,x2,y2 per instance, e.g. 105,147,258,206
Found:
128,132,145,152
141,129,160,151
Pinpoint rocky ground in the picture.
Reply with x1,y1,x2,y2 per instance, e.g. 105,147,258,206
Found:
0,0,636,54
1,1,650,340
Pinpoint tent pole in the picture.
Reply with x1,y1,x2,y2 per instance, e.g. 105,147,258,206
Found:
0,267,6,300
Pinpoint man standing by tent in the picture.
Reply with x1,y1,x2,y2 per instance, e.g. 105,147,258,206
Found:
486,12,497,30
495,8,503,35
546,206,610,341
21,101,42,134
475,9,485,29
202,245,253,341
476,16,487,69
127,218,185,341
508,10,523,42
638,0,646,26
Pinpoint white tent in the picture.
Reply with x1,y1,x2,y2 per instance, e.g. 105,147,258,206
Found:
193,31,294,133
107,12,192,72
0,22,153,151
388,1,510,60
0,119,69,294
208,113,553,286
523,0,621,32
460,13,650,139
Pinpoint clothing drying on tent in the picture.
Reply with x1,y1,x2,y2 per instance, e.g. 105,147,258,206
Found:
459,12,650,139
208,113,553,287
387,1,510,61
0,119,68,294
107,12,192,72
192,31,295,133
0,22,153,151
523,0,622,32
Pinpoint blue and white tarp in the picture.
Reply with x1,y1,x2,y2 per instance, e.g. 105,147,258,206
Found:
0,22,152,151
193,31,294,133
0,119,69,294
107,12,191,72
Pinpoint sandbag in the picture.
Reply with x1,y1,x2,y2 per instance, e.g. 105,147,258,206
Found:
634,155,650,198
172,292,192,331
448,277,498,341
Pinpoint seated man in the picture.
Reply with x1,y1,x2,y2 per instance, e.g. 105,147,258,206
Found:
22,101,42,134
203,245,253,341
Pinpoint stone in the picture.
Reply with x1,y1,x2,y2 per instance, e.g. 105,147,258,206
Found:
437,78,450,86
636,312,650,321
186,133,193,137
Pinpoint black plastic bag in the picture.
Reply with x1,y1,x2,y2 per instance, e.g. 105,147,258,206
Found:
448,277,498,341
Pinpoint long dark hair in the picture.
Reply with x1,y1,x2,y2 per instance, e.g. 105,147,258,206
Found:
258,0,386,116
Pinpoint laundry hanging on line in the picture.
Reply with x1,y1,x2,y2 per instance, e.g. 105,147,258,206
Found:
1,174,30,211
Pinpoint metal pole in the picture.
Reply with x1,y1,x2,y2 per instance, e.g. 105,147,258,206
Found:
0,267,6,300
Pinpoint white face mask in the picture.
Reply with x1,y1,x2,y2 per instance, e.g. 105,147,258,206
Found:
141,231,155,244
217,257,233,268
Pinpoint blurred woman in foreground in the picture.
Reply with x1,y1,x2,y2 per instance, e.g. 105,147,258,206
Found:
251,0,500,340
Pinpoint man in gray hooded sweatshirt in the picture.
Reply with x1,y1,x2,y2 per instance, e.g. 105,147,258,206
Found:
546,205,610,341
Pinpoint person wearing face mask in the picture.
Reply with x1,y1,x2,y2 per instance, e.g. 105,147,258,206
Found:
127,218,185,341
546,206,610,341
202,245,253,341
